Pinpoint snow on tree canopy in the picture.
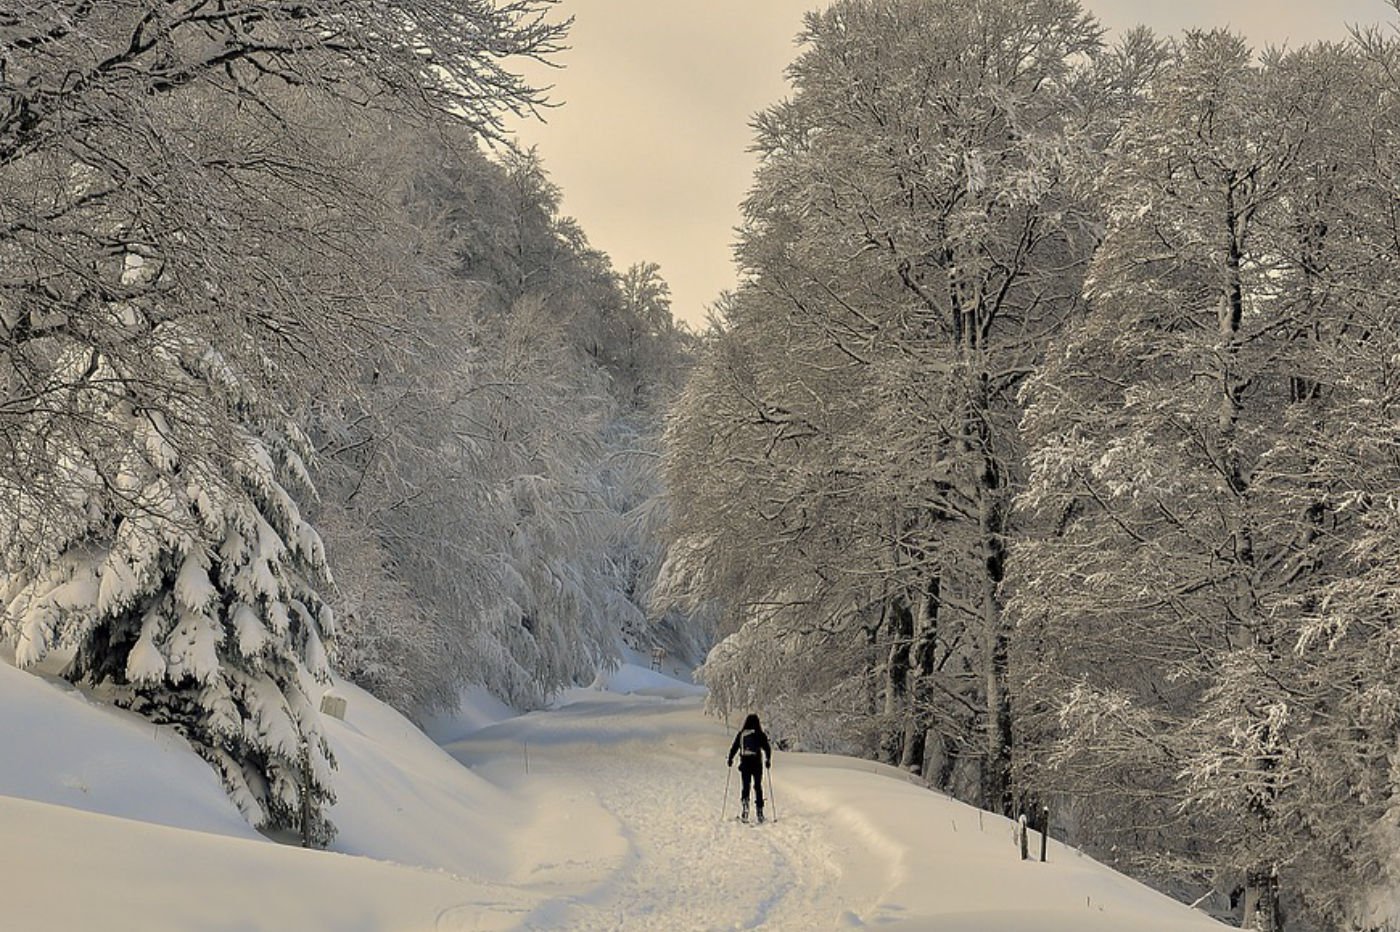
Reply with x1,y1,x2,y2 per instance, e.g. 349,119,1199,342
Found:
0,332,338,844
125,605,170,685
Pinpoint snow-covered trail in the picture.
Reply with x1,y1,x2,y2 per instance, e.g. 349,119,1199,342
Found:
0,656,1228,931
444,693,872,930
441,684,1226,931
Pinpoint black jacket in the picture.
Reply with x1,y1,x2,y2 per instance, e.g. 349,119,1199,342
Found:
728,726,772,769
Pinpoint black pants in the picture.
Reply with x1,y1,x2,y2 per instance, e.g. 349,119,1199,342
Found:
739,761,765,808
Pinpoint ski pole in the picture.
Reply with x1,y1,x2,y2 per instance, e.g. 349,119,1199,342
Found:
721,764,732,821
766,765,777,823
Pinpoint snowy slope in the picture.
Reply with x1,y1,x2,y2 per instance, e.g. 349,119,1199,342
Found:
0,658,1226,930
0,659,544,931
0,655,254,838
0,794,536,932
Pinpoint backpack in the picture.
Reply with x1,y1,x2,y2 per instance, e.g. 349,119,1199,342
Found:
739,728,763,757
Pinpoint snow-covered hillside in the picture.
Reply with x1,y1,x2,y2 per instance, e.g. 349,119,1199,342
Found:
0,657,1225,930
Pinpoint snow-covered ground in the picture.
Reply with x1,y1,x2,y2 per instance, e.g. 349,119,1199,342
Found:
0,657,1225,930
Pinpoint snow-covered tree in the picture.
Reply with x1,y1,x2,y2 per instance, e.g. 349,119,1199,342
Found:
663,0,1102,814
1257,32,1400,927
0,2,568,533
2,326,337,840
307,133,698,716
0,1,570,830
1012,32,1400,927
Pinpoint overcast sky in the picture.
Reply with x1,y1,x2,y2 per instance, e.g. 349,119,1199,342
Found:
505,0,1396,328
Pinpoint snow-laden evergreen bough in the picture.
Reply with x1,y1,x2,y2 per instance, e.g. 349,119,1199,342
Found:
0,331,338,843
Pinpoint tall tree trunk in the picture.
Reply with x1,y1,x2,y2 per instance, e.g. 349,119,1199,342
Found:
901,575,941,775
881,597,914,765
1220,177,1249,499
979,481,1011,815
966,359,1012,816
1222,177,1283,932
1242,868,1281,931
864,614,882,720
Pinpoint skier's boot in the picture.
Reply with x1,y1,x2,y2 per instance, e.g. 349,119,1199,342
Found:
741,800,749,823
757,804,765,824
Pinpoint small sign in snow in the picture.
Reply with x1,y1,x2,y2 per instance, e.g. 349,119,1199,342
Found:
319,694,348,721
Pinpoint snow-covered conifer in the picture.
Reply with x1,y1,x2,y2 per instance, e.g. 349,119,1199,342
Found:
1,329,337,842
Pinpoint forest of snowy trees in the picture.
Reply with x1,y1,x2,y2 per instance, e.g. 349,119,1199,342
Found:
7,0,1400,929
661,1,1400,928
0,1,695,844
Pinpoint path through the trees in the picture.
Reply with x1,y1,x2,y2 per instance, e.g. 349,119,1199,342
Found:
444,693,870,929
440,684,1224,931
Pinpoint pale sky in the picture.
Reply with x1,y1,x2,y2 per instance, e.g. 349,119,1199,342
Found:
506,0,1396,328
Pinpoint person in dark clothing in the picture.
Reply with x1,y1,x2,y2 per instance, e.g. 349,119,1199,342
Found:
727,713,773,822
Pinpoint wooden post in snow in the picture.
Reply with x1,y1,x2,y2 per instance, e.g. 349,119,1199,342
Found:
1040,806,1050,862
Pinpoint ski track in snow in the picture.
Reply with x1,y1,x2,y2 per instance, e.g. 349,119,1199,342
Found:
446,697,875,931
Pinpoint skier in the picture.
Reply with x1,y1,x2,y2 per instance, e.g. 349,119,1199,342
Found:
727,713,773,823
